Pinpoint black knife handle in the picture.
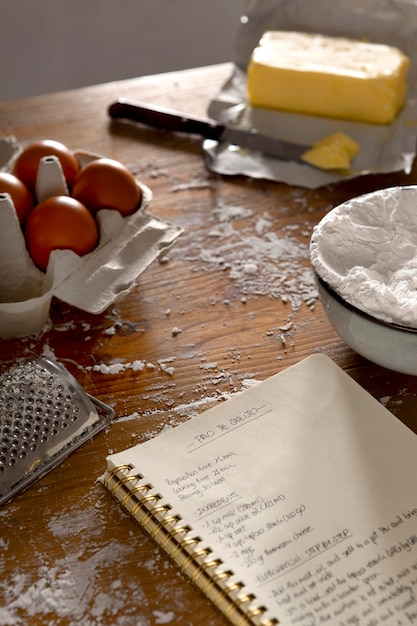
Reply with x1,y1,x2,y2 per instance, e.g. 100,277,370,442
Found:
108,99,225,141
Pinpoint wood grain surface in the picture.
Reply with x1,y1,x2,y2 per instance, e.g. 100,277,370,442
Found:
1,64,417,626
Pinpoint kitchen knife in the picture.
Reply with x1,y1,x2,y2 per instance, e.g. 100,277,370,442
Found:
108,98,310,163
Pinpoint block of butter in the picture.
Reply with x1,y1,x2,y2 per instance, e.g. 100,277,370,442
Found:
247,31,410,124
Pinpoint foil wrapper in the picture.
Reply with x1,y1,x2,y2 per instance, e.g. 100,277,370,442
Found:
206,0,417,188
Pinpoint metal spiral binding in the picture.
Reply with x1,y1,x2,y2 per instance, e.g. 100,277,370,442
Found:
104,465,278,626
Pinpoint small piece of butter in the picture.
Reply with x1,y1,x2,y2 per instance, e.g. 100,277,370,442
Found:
301,132,359,170
247,31,410,124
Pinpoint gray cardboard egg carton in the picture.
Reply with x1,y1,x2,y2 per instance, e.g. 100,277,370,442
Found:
0,136,183,338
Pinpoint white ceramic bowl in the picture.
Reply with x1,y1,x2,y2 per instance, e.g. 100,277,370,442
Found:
314,272,417,375
311,185,417,375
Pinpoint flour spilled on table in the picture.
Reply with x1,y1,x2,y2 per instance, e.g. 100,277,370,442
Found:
0,513,133,625
40,193,316,417
45,193,318,424
0,495,184,626
171,196,318,312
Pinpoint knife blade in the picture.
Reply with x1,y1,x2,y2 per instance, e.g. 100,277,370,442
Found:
108,98,310,163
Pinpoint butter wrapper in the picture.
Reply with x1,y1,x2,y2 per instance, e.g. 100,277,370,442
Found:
206,0,417,188
0,138,183,338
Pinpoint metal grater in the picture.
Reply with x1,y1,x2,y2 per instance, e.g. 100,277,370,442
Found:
0,356,114,506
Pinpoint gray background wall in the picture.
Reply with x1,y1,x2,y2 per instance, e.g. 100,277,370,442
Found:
0,1,244,102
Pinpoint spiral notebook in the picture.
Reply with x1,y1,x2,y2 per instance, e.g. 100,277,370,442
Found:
103,354,417,625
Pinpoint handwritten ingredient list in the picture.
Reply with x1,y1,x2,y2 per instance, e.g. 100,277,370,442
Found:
108,355,417,625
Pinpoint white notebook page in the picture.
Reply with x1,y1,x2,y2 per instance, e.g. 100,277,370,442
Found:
107,355,417,625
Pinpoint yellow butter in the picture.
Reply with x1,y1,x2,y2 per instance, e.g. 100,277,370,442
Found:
301,132,359,170
247,31,410,124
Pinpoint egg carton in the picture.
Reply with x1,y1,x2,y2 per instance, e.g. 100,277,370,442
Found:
0,136,183,338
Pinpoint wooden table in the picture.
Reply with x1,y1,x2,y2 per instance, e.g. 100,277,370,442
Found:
1,64,417,626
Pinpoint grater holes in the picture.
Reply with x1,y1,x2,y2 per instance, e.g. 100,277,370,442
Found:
0,356,105,493
71,405,80,422
5,396,15,409
43,408,53,420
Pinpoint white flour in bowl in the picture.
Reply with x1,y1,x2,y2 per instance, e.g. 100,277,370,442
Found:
310,186,417,327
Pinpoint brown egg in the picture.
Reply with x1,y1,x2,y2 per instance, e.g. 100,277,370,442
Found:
72,158,141,216
0,172,34,223
13,139,80,191
25,195,99,271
